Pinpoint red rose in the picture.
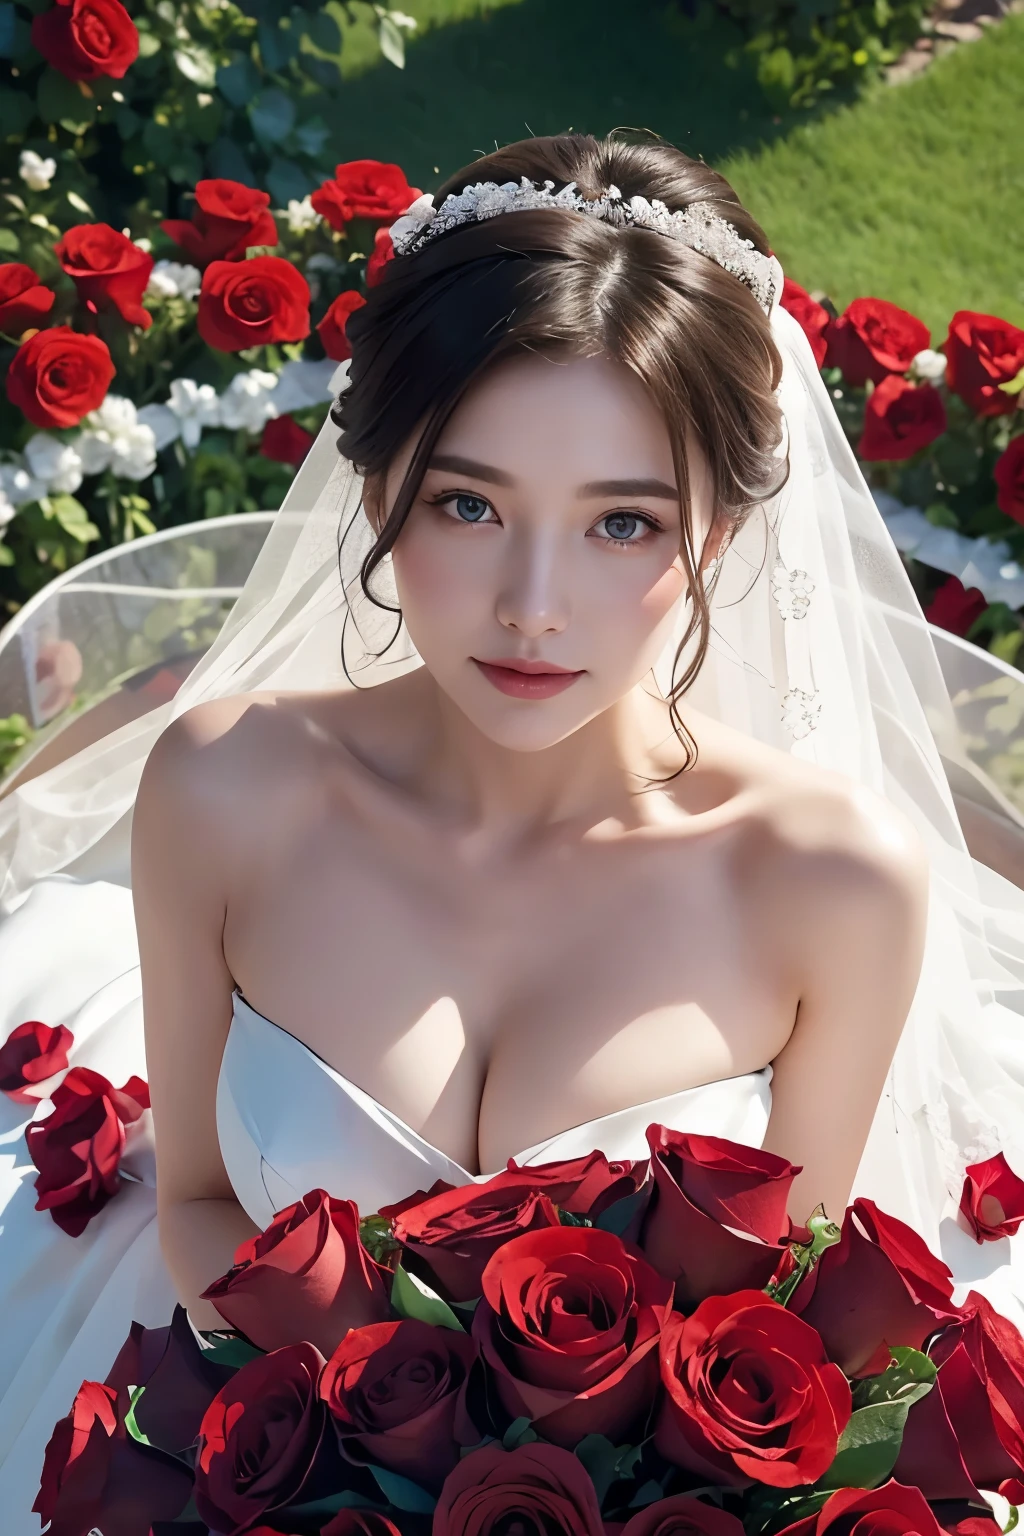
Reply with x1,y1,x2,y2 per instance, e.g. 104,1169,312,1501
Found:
497,1149,649,1223
621,1497,748,1536
924,575,987,638
162,179,278,265
434,1441,604,1536
32,0,138,81
781,278,830,369
656,1290,850,1487
793,1197,957,1374
391,1174,562,1303
640,1128,799,1306
367,227,394,287
0,1019,72,1103
261,413,315,465
102,1304,237,1456
201,1187,391,1355
473,1224,671,1448
960,1152,1024,1242
943,312,1024,418
826,298,931,388
0,263,56,336
6,325,114,428
197,256,310,351
895,1290,1024,1500
777,1483,946,1536
311,160,421,231
195,1342,337,1535
55,223,153,329
25,1066,149,1236
857,376,947,461
995,436,1024,524
320,1318,479,1492
33,1378,193,1536
318,289,367,361
318,1517,403,1536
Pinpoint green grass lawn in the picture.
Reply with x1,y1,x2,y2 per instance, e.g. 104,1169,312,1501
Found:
327,0,1022,337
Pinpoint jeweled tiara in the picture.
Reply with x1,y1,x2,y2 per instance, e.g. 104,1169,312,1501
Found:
388,177,781,315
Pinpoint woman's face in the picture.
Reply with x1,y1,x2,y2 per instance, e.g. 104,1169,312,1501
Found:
376,350,714,752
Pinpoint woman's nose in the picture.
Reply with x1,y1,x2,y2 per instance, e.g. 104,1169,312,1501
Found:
494,529,570,637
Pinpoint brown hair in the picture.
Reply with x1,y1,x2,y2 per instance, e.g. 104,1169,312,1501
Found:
332,129,788,771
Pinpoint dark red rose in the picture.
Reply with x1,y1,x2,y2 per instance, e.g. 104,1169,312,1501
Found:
261,413,315,465
391,1174,562,1302
55,223,153,329
25,1066,149,1236
781,278,830,368
497,1149,649,1222
195,1342,336,1535
857,375,947,461
793,1197,958,1373
0,263,55,336
198,255,310,351
33,1378,193,1536
924,576,988,638
895,1290,1024,1501
641,1128,799,1306
321,1516,404,1536
473,1223,671,1448
317,288,367,361
103,1304,237,1456
960,1152,1024,1242
6,325,114,428
367,227,394,287
311,160,421,231
202,1187,391,1355
656,1290,850,1487
162,179,278,265
434,1441,604,1536
776,1482,946,1536
943,312,1024,418
621,1497,748,1536
0,1019,72,1103
826,298,930,388
32,0,138,81
995,436,1024,524
321,1317,479,1492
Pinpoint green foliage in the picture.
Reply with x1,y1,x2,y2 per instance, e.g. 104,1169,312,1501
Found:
705,0,928,110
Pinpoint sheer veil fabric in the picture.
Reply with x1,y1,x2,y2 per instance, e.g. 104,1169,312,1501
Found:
2,262,1024,1364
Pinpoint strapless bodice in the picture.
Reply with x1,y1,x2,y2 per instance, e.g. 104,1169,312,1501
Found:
217,989,774,1230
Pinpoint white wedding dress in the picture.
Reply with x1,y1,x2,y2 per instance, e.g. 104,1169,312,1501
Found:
0,869,773,1532
3,296,1024,1534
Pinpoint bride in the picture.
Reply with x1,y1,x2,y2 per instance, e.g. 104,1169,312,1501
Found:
1,130,1023,1530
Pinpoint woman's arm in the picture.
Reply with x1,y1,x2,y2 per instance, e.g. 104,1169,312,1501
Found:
760,790,931,1224
132,699,260,1328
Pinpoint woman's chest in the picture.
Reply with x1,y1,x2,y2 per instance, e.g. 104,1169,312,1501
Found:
221,816,796,1171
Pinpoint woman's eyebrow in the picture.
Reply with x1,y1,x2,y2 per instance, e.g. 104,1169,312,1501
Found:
425,454,678,502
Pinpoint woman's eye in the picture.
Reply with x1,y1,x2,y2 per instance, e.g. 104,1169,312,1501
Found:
594,511,658,546
436,493,494,524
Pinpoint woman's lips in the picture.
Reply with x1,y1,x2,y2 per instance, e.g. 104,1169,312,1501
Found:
473,660,584,698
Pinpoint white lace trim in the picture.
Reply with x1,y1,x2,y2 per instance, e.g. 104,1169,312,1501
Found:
389,179,780,314
781,687,821,739
771,561,815,621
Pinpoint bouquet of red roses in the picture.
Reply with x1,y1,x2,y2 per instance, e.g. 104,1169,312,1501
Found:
32,1126,1024,1536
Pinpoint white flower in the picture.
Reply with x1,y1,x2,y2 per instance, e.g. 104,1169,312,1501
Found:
136,402,181,451
22,433,83,495
0,487,16,529
218,369,279,433
0,459,46,506
285,197,321,234
79,395,157,481
133,236,153,253
911,348,947,383
19,149,56,192
166,378,220,448
146,260,202,301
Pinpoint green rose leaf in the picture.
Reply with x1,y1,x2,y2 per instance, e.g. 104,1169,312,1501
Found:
369,1465,436,1514
196,1330,266,1369
305,10,341,52
258,18,298,71
817,1398,923,1491
502,1417,539,1450
266,156,311,206
41,496,99,543
852,1346,936,1408
37,67,95,130
216,56,261,109
390,1262,466,1333
175,47,217,88
249,87,296,144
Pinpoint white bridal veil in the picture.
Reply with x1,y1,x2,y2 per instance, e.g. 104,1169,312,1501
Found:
2,251,1024,1314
